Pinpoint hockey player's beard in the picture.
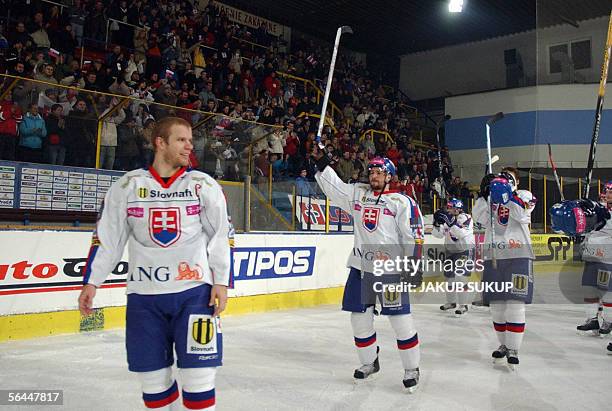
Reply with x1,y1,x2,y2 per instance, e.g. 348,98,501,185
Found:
369,180,385,191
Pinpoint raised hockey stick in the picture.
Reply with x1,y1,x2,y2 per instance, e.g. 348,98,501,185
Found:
584,10,612,199
435,115,451,201
547,143,565,201
316,26,353,148
486,112,504,269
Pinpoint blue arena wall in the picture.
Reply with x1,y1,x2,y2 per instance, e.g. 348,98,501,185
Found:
445,84,612,184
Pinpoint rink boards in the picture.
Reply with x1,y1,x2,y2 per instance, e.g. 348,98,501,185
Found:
0,230,574,341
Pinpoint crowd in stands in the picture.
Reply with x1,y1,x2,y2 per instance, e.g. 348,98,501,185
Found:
0,0,471,209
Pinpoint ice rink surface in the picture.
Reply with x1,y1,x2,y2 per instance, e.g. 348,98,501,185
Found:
1,302,610,411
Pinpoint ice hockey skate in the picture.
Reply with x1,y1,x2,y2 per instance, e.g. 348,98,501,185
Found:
506,349,519,370
492,344,508,365
402,368,420,393
353,347,380,383
598,320,611,337
440,303,457,311
454,305,468,316
576,317,600,336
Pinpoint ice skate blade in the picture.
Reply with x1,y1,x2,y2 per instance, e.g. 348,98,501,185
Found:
607,349,612,356
353,373,379,384
576,330,600,337
492,357,506,365
403,384,418,394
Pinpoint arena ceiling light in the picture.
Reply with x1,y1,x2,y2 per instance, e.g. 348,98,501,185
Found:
448,0,464,13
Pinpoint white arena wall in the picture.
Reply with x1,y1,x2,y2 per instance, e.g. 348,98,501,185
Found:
0,229,573,341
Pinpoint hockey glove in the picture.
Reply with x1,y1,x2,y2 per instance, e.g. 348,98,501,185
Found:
441,212,456,227
433,209,447,227
550,199,611,236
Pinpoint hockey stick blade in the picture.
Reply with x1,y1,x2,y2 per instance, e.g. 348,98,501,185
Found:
491,154,499,165
341,26,353,34
487,112,504,126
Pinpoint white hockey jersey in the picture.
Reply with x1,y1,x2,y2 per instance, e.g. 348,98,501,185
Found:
432,212,475,254
581,212,612,264
473,189,536,260
315,166,424,274
84,166,233,295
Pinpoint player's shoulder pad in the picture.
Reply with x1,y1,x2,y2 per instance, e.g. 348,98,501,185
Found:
387,192,416,207
353,182,370,192
514,189,536,208
457,213,471,225
116,168,147,191
186,169,220,188
186,169,226,201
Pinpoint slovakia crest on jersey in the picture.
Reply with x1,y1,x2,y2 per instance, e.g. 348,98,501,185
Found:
362,207,380,232
149,207,181,247
497,205,510,226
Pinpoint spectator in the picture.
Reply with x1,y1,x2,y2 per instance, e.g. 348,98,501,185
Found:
268,127,285,158
361,134,375,156
139,118,155,168
295,169,315,197
337,151,355,182
389,174,403,191
33,63,59,97
64,99,96,167
115,114,140,171
283,121,300,173
264,71,281,98
271,153,288,180
348,171,361,184
54,24,77,55
460,181,472,210
18,103,46,163
386,142,401,166
0,94,23,161
8,22,33,49
254,149,270,181
44,104,66,165
99,101,127,170
84,1,107,43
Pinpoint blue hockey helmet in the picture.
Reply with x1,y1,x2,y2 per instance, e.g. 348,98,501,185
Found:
447,198,464,210
367,157,396,176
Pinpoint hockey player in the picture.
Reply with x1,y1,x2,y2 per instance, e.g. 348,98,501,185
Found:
314,151,424,392
550,184,612,355
432,198,475,316
573,181,612,336
78,117,233,410
473,167,536,368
